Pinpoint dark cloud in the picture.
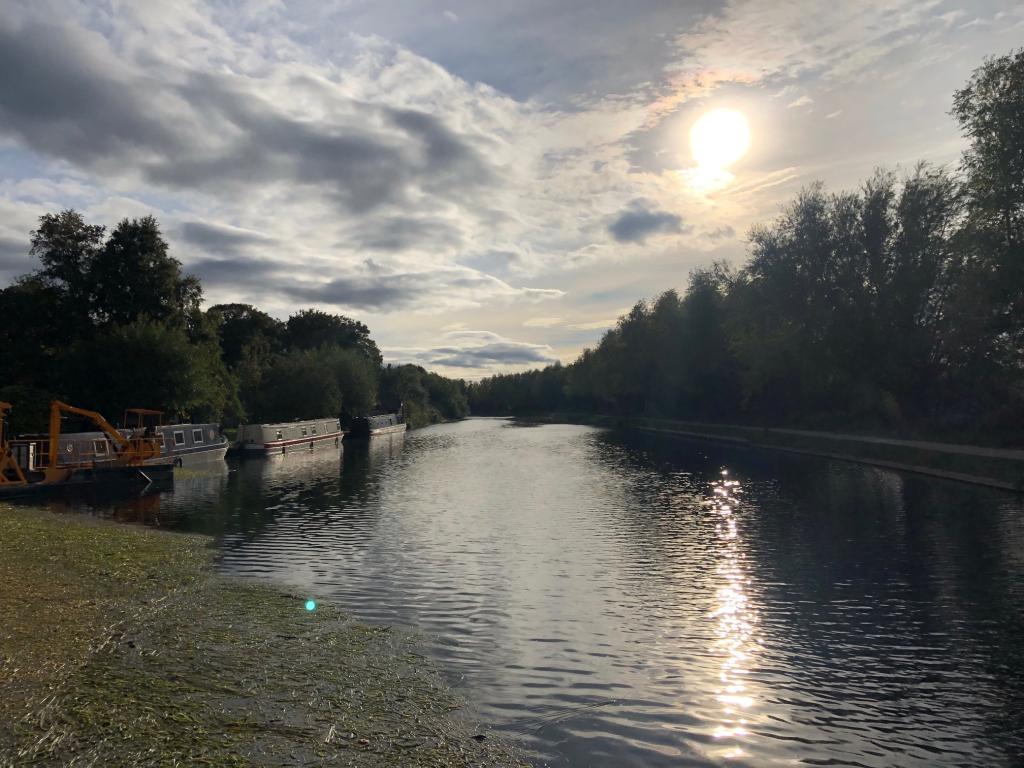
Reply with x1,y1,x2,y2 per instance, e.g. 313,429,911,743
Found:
608,201,684,243
390,332,558,369
188,256,279,286
0,22,493,215
189,255,560,312
284,267,557,311
0,23,183,169
179,221,275,255
353,216,463,252
429,341,557,368
0,236,31,281
701,225,736,241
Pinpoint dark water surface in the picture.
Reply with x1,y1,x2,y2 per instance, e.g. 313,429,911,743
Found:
16,418,1024,766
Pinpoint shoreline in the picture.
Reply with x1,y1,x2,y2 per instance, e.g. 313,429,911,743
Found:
520,413,1024,492
0,506,522,767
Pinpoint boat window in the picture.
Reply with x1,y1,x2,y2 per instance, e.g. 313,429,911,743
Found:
302,426,308,436
174,431,186,446
276,429,283,440
208,429,216,441
93,440,108,457
311,425,317,435
193,428,203,443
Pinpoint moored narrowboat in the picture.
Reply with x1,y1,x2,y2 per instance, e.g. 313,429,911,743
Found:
158,423,229,466
346,412,407,439
236,418,342,455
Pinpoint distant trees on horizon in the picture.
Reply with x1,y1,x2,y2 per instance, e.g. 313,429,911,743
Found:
0,214,468,433
469,49,1024,444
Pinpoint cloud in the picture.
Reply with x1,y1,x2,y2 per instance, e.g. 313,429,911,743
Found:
386,330,558,371
0,236,31,279
787,95,814,108
522,317,564,328
179,221,275,255
670,0,953,89
349,216,463,252
701,225,736,241
609,201,685,243
190,256,562,313
0,21,492,216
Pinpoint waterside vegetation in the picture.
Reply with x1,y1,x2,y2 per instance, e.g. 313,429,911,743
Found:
0,506,520,767
0,217,469,433
470,50,1024,448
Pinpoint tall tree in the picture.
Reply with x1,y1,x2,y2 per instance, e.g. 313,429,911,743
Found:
285,309,382,364
29,209,105,325
89,216,201,327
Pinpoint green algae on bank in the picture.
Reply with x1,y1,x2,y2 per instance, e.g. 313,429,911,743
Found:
0,507,523,767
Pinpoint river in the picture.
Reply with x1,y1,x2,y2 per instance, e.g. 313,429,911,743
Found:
15,418,1024,766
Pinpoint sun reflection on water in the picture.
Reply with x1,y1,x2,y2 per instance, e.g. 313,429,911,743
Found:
708,469,759,760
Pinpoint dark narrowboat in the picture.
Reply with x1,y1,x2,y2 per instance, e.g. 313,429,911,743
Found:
346,413,407,439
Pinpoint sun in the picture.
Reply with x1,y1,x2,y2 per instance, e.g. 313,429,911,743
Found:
690,109,751,170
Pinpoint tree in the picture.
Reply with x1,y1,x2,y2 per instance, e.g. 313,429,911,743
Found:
0,277,66,386
29,209,105,319
250,348,343,423
61,319,236,422
208,303,285,367
953,48,1024,256
89,216,201,327
285,309,382,364
950,49,1024,426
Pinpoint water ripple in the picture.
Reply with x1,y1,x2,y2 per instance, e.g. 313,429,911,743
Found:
18,418,1024,767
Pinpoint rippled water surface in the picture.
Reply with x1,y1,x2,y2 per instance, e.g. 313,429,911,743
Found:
21,418,1024,766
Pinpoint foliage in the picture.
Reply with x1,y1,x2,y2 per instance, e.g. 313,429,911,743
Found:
247,346,380,424
285,308,382,364
208,303,285,367
379,364,469,428
89,216,202,328
60,319,236,422
471,49,1024,443
1,215,463,428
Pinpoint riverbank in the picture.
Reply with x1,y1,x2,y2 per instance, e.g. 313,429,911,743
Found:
0,507,522,767
524,413,1024,492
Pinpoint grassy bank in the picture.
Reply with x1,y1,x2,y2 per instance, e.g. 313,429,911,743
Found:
0,507,522,767
526,413,1024,491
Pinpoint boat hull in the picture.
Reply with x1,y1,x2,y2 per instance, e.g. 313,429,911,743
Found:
167,441,229,466
345,423,408,439
241,431,342,455
0,461,174,499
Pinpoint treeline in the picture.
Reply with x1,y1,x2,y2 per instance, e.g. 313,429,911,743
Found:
470,50,1024,443
0,214,468,433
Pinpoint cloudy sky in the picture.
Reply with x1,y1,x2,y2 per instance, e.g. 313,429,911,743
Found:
1,1,1021,377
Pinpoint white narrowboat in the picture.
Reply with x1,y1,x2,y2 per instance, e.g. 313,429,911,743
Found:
158,423,229,466
236,418,343,455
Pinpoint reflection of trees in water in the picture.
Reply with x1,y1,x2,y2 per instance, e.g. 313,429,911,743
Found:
19,476,176,526
342,432,406,472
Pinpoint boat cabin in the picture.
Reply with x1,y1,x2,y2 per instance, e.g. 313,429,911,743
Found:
237,418,342,454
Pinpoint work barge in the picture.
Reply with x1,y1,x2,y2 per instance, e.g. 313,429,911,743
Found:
0,400,173,498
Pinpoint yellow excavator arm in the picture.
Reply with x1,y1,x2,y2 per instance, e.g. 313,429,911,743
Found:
0,401,28,485
48,401,161,469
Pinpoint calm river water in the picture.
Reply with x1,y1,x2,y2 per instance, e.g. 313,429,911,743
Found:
19,418,1024,766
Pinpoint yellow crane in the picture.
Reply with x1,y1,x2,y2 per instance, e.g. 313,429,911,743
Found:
0,401,28,486
44,401,163,482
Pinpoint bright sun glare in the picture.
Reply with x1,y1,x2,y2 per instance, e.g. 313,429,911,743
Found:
690,109,751,170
